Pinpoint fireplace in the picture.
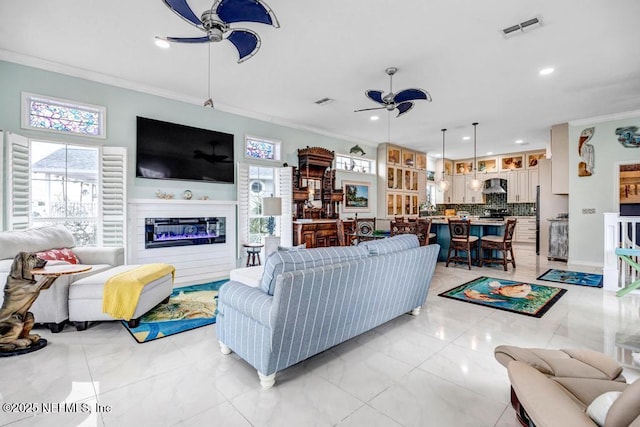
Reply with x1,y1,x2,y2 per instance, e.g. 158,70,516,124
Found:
145,217,226,249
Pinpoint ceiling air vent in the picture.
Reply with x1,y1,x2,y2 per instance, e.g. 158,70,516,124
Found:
314,97,334,106
502,17,541,37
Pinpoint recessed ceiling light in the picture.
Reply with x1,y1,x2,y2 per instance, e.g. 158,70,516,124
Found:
370,116,379,121
154,37,171,49
539,67,554,76
486,151,493,155
515,139,524,144
434,153,442,158
462,136,470,141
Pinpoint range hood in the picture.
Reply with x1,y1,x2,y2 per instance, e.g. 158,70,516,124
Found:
482,178,507,194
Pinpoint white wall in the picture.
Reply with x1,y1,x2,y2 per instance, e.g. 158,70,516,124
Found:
568,111,640,266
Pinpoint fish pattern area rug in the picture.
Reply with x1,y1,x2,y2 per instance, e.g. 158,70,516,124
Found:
537,269,603,288
122,280,227,343
439,276,566,318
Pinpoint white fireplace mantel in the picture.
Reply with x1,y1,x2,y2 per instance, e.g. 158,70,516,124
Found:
128,198,237,286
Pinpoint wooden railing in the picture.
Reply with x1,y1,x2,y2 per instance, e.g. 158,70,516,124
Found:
603,212,640,294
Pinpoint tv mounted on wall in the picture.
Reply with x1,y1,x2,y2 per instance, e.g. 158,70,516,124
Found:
136,116,234,184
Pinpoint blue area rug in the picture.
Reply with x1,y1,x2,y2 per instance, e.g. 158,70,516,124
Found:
122,279,227,343
537,269,603,288
439,276,566,318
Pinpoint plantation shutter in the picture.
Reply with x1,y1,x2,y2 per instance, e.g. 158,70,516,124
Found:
0,130,4,230
237,162,250,258
7,132,30,230
278,167,293,247
100,146,127,248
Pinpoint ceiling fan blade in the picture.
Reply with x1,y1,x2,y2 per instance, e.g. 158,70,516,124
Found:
396,102,414,117
226,29,261,63
354,106,387,113
166,36,211,43
162,0,202,27
216,0,279,27
394,88,432,103
365,90,385,105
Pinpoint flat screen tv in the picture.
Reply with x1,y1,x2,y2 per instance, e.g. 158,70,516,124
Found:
136,116,234,184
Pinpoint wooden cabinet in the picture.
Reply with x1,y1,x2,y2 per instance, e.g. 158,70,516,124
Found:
292,147,343,220
377,143,426,218
293,220,341,248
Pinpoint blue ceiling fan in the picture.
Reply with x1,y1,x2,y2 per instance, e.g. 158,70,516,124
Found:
157,0,279,63
355,67,432,117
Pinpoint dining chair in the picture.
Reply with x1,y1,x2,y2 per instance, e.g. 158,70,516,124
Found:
479,218,517,270
355,217,376,242
446,219,479,269
416,218,436,246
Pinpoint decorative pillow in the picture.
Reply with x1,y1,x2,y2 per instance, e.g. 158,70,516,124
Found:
278,244,306,251
363,234,419,255
586,391,622,427
36,247,80,264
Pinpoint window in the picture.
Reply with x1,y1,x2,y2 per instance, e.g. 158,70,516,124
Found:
248,166,277,243
336,154,374,174
31,141,99,245
7,132,126,246
244,135,281,161
21,92,107,139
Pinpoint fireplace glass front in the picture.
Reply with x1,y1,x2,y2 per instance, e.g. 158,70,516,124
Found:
145,217,226,249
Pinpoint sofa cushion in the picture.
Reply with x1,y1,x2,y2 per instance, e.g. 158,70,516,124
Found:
587,391,622,426
260,245,369,295
362,234,419,255
606,378,640,427
36,248,80,264
0,225,75,260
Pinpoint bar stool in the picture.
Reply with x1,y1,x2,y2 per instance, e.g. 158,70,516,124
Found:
479,218,517,270
446,219,479,270
416,218,436,246
243,243,264,267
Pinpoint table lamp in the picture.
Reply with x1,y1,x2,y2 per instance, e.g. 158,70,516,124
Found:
262,196,282,236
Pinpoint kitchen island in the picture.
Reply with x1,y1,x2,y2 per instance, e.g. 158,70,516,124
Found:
429,217,506,262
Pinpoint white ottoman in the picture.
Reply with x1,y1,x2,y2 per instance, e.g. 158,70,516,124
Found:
229,265,263,288
68,264,174,330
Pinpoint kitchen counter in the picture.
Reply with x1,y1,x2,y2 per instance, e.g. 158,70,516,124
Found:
430,219,506,261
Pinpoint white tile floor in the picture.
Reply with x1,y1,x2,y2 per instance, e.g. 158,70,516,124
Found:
2,244,639,427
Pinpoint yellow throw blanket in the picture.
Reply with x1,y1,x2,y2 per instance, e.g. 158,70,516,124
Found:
102,263,175,320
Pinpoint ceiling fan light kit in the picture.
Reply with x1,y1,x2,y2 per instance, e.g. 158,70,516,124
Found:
354,67,432,118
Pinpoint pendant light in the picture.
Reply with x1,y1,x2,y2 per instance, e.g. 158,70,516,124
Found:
468,122,482,191
437,128,450,191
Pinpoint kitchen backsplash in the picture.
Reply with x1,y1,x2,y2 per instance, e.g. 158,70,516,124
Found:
432,202,536,216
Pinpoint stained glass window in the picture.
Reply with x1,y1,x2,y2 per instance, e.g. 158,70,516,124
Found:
22,92,106,139
245,135,281,161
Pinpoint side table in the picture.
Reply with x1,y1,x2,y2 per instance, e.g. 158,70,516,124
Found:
243,243,264,267
0,263,91,357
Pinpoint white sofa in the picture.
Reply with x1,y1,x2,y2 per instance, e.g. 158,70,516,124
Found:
0,225,124,332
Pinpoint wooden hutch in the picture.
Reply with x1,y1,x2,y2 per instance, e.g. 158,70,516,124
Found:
292,147,345,248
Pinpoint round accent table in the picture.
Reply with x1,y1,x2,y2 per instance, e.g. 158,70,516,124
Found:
1,263,92,357
243,243,264,267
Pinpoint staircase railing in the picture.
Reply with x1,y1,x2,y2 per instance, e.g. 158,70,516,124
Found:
603,212,640,294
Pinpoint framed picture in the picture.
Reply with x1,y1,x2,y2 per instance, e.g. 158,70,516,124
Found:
343,181,370,212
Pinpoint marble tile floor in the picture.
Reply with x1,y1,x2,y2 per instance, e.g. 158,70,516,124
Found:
1,244,639,427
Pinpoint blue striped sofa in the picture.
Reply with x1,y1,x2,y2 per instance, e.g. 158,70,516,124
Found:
216,235,440,388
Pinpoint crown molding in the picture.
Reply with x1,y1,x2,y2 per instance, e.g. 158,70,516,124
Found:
569,110,640,126
0,50,370,145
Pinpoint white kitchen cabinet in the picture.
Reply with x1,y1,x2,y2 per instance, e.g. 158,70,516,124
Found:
511,216,536,243
528,169,539,202
452,174,483,204
503,170,529,203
